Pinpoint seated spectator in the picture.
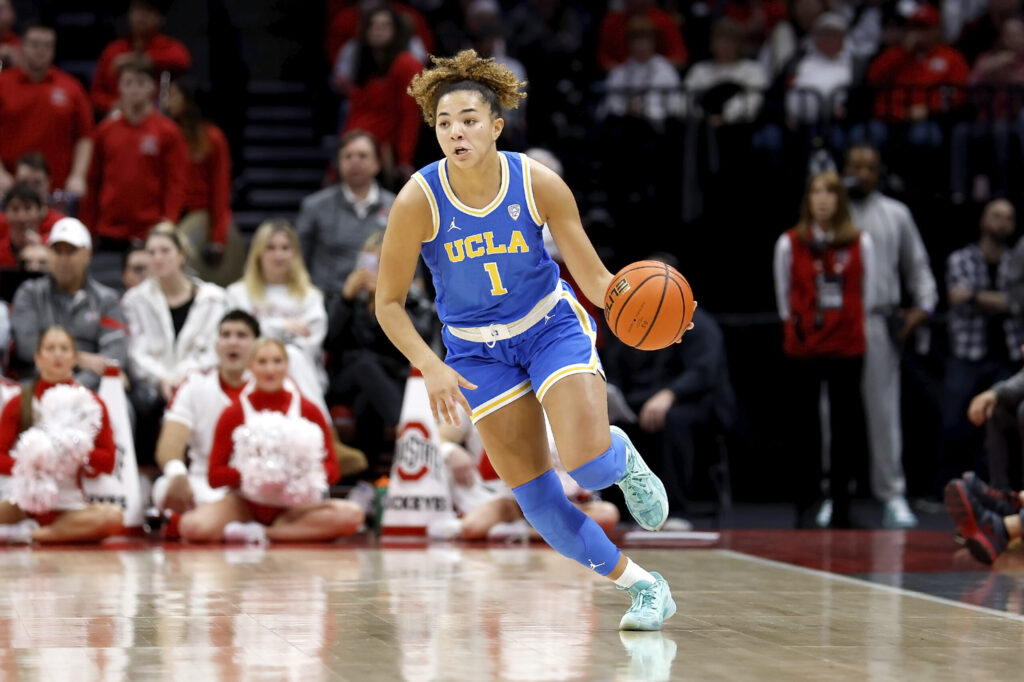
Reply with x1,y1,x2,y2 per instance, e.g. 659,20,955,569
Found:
89,0,192,115
10,218,127,391
121,244,149,291
325,231,433,480
181,338,364,544
326,0,432,70
0,0,19,69
941,200,1021,487
603,279,737,526
18,243,48,273
12,153,67,231
785,13,853,126
81,55,187,290
427,409,620,541
603,16,683,127
760,0,825,77
773,170,875,527
121,225,227,464
597,0,688,72
151,310,258,521
0,182,45,268
165,79,246,287
226,220,328,413
684,18,768,126
955,0,1023,64
0,326,123,544
0,23,93,197
297,131,394,296
337,5,424,186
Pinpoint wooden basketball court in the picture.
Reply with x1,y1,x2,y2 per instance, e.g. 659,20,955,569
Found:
0,530,1020,680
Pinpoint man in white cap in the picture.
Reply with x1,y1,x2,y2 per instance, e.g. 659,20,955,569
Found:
10,217,127,390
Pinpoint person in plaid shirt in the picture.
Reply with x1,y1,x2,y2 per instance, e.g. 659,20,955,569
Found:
948,200,1023,490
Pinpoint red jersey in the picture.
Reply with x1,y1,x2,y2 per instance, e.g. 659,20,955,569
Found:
597,8,688,71
0,67,94,190
0,379,116,478
343,52,423,167
80,110,187,241
182,123,232,246
783,230,866,359
867,44,970,120
90,33,193,114
207,388,340,491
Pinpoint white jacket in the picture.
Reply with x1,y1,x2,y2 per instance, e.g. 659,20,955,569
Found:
122,277,228,386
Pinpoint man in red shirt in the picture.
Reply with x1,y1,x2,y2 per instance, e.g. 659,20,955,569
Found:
81,54,187,289
867,4,970,121
0,24,94,197
89,0,192,115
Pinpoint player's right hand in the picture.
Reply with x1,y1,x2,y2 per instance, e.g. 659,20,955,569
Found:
422,361,476,427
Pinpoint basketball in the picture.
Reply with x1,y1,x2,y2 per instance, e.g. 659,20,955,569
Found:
604,260,696,350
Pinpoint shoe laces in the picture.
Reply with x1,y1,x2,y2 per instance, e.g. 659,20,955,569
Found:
629,582,658,612
624,471,655,498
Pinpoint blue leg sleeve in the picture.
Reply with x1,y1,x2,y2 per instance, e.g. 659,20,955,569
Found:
512,469,621,576
568,431,627,490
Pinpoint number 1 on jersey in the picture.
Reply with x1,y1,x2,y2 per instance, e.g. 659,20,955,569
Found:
483,262,508,296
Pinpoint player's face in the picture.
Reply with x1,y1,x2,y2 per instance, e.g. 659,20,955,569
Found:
250,344,288,392
216,321,255,372
435,90,503,168
34,329,75,382
808,177,838,224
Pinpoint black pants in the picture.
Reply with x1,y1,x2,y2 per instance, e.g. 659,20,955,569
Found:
787,355,867,526
328,351,404,477
986,398,1024,491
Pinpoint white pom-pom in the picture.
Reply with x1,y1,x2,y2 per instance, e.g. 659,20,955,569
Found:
8,429,61,513
230,411,327,507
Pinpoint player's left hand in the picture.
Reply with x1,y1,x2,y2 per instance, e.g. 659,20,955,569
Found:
639,389,675,433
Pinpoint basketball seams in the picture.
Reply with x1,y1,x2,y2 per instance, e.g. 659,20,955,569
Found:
610,271,664,339
634,263,669,349
667,278,686,344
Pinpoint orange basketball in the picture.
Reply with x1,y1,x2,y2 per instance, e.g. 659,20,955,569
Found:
604,260,696,350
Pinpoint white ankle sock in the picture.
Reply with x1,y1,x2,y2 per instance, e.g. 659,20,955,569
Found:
223,521,268,544
614,558,656,589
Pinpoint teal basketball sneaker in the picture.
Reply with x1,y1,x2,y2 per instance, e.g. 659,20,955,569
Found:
619,571,677,631
612,426,669,531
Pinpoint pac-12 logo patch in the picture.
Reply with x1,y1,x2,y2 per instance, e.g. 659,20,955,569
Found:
508,204,521,221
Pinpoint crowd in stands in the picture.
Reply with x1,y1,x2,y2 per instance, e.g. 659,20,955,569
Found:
0,0,1023,544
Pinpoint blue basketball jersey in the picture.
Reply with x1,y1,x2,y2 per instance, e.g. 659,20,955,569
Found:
415,151,560,327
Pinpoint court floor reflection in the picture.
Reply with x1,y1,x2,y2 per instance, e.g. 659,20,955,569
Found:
0,544,1019,680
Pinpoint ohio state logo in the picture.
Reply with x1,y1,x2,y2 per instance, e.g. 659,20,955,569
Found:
394,422,441,481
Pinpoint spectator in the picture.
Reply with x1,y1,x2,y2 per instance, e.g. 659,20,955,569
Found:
165,79,245,287
865,4,969,131
760,0,825,77
602,294,737,525
121,244,149,291
684,18,768,125
10,218,128,392
18,243,48,273
0,24,93,196
941,200,1021,486
0,0,18,68
845,143,938,528
969,360,1024,491
603,16,683,126
956,0,1023,64
89,0,192,115
325,231,433,480
326,0,433,69
0,326,123,544
12,153,67,232
773,170,875,528
184,338,364,544
0,182,45,268
121,225,227,464
832,0,883,68
296,131,394,296
785,13,854,126
80,55,187,290
151,310,259,519
226,220,328,412
338,5,424,186
597,0,688,71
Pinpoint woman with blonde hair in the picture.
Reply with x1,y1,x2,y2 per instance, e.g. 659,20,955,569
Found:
773,170,876,528
226,219,328,412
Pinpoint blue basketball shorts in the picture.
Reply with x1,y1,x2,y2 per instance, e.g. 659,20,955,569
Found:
442,281,604,424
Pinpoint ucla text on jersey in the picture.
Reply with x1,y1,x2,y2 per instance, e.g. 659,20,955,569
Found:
414,152,560,328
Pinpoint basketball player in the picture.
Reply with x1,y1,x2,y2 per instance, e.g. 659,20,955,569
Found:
376,50,685,630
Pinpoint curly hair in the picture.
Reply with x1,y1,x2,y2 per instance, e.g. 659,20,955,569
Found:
407,49,527,127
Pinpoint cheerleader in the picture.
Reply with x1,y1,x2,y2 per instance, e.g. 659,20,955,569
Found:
0,327,123,543
181,338,364,543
